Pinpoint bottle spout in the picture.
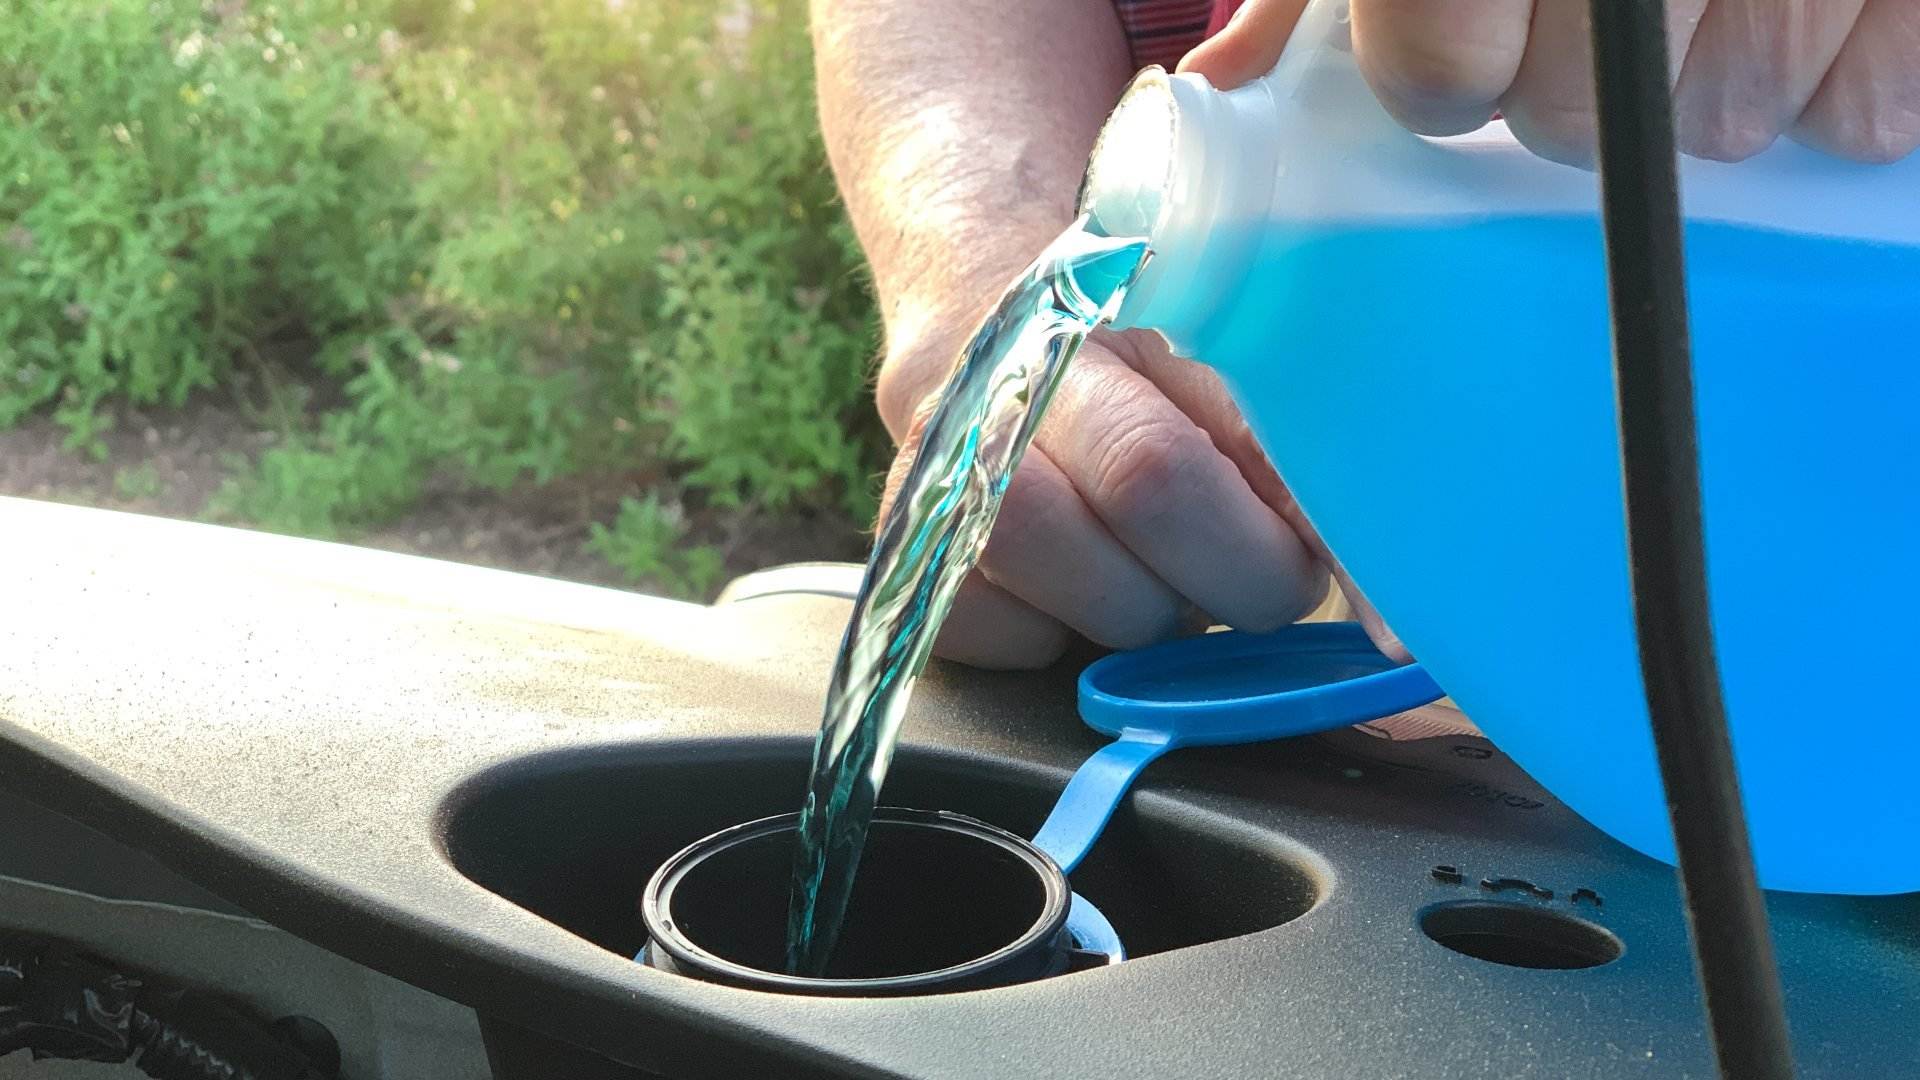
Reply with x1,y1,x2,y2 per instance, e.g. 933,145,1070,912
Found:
1077,0,1365,245
1076,65,1283,343
1074,0,1391,344
1078,68,1179,245
1077,67,1228,335
1059,236,1153,323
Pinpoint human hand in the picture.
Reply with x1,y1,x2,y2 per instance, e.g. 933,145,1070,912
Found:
876,324,1362,670
1180,0,1920,165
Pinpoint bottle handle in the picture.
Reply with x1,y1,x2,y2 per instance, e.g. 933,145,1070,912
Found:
1260,0,1409,143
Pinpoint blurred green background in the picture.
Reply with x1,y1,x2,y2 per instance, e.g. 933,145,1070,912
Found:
0,0,886,595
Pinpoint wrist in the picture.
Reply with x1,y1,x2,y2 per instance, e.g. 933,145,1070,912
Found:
869,210,1142,440
874,295,1166,446
874,303,975,443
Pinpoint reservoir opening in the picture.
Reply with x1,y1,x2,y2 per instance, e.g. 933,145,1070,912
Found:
656,810,1058,982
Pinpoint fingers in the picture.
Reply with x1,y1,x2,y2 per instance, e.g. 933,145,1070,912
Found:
1180,0,1904,168
878,346,1188,666
932,573,1074,669
1364,701,1483,740
1350,0,1534,136
1791,0,1920,162
876,398,1078,669
1177,0,1311,88
1112,330,1406,652
1036,348,1325,634
975,448,1192,649
1673,0,1864,161
1498,0,1603,166
1500,0,1712,166
1103,331,1302,518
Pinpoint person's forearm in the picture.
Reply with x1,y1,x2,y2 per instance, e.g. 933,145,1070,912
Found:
810,0,1137,436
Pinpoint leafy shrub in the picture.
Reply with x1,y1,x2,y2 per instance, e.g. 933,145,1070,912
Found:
2,0,884,547
586,493,725,598
0,0,410,453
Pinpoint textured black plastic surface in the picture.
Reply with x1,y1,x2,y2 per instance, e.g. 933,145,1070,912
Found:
445,741,1320,969
482,1019,668,1080
2,501,1917,1079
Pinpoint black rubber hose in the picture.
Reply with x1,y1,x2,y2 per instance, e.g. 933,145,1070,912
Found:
1583,2,1796,1079
130,984,330,1080
0,934,334,1080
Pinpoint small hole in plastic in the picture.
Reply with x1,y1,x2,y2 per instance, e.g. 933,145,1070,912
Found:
1419,901,1622,970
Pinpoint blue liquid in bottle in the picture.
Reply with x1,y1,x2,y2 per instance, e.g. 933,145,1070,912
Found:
1207,215,1920,889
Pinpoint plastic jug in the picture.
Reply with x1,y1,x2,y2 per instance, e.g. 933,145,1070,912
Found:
1078,0,1920,893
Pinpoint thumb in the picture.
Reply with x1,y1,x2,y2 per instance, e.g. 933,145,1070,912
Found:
1177,0,1311,89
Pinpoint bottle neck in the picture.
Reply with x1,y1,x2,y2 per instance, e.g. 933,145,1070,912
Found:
1083,72,1278,353
1078,0,1375,355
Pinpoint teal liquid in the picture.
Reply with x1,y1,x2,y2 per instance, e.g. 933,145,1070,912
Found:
1207,215,1918,886
783,219,1149,977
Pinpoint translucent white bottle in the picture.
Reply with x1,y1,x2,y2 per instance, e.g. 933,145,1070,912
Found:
1078,0,1920,894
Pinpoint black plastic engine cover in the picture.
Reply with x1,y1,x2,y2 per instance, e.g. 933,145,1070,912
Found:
0,499,1914,1079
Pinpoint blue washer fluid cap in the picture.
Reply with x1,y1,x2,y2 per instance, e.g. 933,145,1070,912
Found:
1033,623,1444,875
1079,621,1444,747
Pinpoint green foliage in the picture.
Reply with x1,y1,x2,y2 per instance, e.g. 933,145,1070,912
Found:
2,0,883,557
113,462,164,500
211,405,431,538
0,0,408,453
586,493,725,598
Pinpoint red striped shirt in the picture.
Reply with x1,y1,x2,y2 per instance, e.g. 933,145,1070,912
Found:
1113,0,1241,69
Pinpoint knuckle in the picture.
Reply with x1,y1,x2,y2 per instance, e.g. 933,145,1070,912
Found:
977,468,1052,568
1090,419,1204,525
